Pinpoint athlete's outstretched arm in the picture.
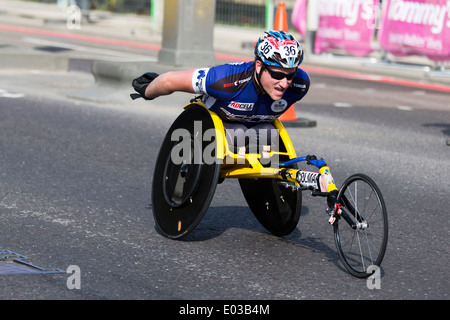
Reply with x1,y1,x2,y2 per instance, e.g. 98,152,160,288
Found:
145,69,195,99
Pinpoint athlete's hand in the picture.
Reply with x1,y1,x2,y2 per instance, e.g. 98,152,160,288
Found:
130,72,159,100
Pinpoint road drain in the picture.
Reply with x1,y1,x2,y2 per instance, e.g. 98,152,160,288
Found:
0,250,64,275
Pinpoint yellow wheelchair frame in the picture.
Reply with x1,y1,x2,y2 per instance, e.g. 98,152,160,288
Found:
192,100,336,189
151,100,388,278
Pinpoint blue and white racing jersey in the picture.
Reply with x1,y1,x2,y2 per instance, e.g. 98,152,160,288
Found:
192,61,310,123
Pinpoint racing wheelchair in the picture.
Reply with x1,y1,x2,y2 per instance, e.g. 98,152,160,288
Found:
151,100,388,278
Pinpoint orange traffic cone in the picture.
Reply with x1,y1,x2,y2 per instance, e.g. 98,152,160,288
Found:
279,105,299,121
273,1,288,32
274,2,301,124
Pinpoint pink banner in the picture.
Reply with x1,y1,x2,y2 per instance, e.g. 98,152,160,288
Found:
378,0,450,62
314,0,380,57
291,0,307,39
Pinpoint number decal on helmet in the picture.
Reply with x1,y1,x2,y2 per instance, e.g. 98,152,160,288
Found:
259,40,275,57
254,31,304,68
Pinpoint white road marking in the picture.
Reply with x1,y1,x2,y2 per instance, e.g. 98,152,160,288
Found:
334,102,352,108
0,89,25,98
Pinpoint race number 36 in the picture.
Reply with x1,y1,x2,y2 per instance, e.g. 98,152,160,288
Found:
280,45,297,59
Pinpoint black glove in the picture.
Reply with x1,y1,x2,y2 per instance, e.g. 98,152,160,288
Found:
130,72,159,100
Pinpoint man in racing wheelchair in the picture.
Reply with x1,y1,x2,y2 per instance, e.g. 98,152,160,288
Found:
129,32,388,279
132,30,311,238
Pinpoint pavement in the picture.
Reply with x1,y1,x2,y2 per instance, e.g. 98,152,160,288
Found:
1,0,450,103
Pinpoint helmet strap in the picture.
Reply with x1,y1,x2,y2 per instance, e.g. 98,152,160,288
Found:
254,62,267,96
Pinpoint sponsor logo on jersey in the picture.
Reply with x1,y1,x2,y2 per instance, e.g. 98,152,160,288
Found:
271,99,288,112
209,69,254,93
223,76,252,89
291,82,307,89
220,107,279,122
228,101,254,111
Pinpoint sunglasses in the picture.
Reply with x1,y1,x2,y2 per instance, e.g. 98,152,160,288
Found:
265,67,297,81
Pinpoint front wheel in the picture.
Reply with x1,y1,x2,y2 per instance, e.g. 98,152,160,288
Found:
334,174,388,278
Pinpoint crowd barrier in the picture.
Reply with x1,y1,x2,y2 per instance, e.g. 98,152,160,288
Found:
292,0,450,71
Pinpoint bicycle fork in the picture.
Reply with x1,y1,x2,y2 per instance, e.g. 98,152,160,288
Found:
309,166,357,228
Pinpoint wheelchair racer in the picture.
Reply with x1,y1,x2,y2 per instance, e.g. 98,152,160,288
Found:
132,30,310,150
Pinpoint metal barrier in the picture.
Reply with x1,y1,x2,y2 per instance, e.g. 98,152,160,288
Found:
215,0,296,29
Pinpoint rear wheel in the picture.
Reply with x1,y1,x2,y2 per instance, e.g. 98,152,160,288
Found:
152,105,221,239
239,164,302,236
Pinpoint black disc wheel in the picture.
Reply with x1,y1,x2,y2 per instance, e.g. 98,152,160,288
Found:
152,105,221,239
239,164,302,236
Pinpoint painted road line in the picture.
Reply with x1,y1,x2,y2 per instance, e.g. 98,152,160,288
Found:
0,24,161,51
397,106,413,111
0,88,25,98
334,102,352,108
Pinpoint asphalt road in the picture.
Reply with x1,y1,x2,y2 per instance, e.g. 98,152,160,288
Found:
0,61,448,303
